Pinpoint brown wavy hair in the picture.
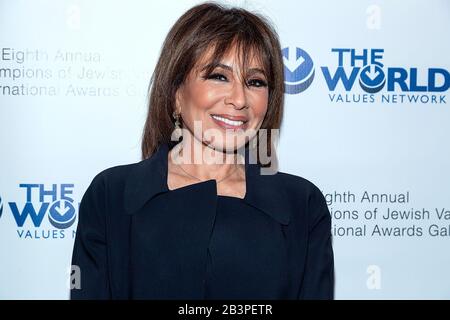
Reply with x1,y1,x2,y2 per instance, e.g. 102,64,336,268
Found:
141,2,284,165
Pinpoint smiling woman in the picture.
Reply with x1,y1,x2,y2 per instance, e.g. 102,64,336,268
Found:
142,3,284,164
174,47,268,147
71,1,334,300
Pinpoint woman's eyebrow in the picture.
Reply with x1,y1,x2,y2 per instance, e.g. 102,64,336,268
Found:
247,68,266,76
201,63,266,76
200,63,233,72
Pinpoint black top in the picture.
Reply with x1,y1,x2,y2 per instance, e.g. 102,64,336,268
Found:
71,142,334,299
203,195,292,299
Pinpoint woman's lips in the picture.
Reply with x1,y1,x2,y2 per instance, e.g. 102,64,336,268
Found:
210,114,248,130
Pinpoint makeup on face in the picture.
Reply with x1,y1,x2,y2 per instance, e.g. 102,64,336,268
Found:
177,47,269,151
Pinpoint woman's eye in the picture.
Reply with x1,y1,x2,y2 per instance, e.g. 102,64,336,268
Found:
207,73,228,81
205,73,267,88
247,79,268,88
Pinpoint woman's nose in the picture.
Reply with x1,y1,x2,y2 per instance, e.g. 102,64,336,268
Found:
225,82,247,110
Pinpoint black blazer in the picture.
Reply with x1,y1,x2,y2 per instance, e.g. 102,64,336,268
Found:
71,142,334,299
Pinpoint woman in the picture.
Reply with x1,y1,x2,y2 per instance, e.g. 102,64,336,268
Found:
71,2,334,299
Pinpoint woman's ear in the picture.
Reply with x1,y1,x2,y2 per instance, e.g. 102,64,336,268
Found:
174,87,183,114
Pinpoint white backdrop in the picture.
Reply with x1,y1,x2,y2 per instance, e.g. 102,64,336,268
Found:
0,0,449,299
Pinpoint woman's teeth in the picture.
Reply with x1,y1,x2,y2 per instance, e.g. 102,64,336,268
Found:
211,115,245,126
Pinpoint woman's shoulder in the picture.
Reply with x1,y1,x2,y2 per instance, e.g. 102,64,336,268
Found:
82,158,154,206
87,161,142,188
272,171,329,220
273,170,325,199
77,160,155,222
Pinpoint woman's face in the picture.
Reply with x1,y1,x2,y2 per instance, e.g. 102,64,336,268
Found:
176,46,269,153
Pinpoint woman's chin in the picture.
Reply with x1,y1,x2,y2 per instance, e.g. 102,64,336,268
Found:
204,140,245,153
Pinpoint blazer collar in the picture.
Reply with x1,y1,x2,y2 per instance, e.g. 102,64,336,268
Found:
123,141,291,225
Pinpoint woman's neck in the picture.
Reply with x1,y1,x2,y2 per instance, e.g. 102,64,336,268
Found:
169,139,245,182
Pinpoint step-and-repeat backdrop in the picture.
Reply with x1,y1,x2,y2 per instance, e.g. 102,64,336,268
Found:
1,0,449,299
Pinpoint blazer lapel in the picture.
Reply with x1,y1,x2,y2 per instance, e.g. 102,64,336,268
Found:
123,141,291,225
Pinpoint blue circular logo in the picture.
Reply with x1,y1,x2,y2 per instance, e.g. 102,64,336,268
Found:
282,47,315,94
359,64,386,93
48,200,76,229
